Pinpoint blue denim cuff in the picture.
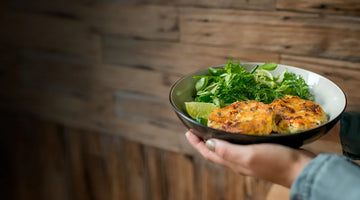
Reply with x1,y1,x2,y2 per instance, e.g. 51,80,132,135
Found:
290,154,360,200
290,154,329,200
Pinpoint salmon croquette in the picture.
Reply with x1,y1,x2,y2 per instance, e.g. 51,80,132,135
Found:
270,95,328,134
208,101,275,135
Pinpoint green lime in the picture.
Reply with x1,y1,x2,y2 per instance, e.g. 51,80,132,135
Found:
185,102,217,119
255,69,276,88
255,69,273,80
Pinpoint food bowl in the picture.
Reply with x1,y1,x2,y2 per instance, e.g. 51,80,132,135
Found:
169,63,346,148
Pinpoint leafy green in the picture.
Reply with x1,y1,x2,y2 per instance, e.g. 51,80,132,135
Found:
259,62,278,71
193,117,208,126
193,59,313,106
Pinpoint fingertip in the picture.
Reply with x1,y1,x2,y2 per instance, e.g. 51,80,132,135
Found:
185,130,195,140
185,130,194,138
185,130,203,146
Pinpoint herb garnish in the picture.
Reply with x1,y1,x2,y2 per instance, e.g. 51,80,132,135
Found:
193,59,313,107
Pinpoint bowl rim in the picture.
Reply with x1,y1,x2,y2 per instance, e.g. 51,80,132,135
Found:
169,62,347,138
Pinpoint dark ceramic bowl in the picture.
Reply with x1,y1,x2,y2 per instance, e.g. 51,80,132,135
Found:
169,63,346,148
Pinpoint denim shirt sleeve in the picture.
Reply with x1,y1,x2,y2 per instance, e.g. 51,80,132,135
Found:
290,154,360,200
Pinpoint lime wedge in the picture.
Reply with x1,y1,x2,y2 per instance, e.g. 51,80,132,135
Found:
254,69,276,88
185,102,217,119
255,69,273,80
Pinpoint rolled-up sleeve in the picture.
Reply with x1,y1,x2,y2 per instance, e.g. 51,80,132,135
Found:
290,154,360,200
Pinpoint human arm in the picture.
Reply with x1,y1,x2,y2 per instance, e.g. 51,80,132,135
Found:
186,130,360,199
185,130,315,188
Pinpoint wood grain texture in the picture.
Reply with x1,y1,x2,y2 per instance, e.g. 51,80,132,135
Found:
13,121,68,200
144,146,166,200
34,122,68,200
14,0,275,10
101,135,128,200
79,3,179,41
65,129,93,200
8,1,179,41
145,0,276,10
82,132,112,200
165,151,195,200
115,91,179,122
124,140,146,200
179,7,360,29
276,0,360,16
0,86,195,154
103,37,280,75
194,158,221,200
222,168,247,200
0,11,102,61
180,8,360,61
18,52,178,100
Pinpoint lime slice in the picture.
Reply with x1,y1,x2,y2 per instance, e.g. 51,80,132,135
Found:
255,69,273,80
185,102,217,119
255,69,276,88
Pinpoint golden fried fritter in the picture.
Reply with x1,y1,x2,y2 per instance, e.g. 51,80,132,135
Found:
270,95,328,134
208,101,275,135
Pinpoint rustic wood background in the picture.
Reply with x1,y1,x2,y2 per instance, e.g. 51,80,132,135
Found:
1,0,359,200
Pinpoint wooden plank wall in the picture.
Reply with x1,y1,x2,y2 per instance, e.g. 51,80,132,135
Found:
1,112,274,200
0,0,359,200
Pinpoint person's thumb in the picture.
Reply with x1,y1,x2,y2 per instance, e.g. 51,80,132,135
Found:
206,139,245,161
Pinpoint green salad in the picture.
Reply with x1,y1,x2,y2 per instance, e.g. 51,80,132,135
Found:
193,59,313,108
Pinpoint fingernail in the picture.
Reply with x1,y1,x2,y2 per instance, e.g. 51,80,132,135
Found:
206,140,216,152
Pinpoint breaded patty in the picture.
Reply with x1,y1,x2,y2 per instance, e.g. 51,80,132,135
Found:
208,101,275,135
270,95,328,134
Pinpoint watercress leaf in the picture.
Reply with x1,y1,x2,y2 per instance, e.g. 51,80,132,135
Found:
195,92,212,103
208,67,226,76
225,74,235,87
232,64,244,74
193,75,206,80
213,97,223,108
210,84,219,94
195,77,208,91
259,63,278,71
225,62,232,73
